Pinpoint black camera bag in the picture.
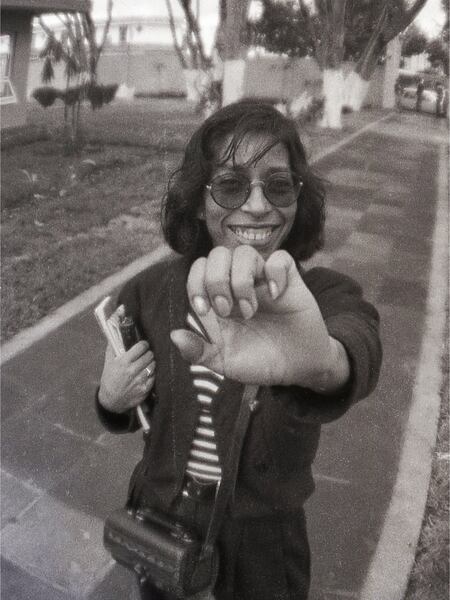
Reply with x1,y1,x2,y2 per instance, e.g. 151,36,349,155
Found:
103,385,258,598
104,505,219,597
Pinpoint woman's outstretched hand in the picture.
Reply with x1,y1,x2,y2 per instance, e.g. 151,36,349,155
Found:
170,246,350,392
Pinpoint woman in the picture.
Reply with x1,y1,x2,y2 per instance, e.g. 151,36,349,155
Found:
96,100,382,600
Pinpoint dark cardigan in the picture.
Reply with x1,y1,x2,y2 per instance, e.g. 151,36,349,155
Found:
96,254,382,518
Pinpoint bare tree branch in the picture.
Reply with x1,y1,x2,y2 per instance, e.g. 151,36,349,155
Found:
165,0,188,68
178,0,208,67
214,0,227,60
97,0,113,54
355,0,428,79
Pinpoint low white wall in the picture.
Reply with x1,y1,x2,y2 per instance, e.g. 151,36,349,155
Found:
27,47,386,109
28,43,186,98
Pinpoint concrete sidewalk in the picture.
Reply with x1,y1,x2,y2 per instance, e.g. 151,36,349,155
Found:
1,111,448,600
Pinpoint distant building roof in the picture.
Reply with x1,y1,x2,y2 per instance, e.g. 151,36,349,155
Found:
1,0,90,13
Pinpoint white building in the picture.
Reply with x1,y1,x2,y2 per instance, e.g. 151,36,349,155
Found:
32,13,184,52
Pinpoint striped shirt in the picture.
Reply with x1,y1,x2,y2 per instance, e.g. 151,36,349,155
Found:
185,312,223,483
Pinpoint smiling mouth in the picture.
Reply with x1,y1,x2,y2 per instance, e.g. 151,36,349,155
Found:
228,225,279,242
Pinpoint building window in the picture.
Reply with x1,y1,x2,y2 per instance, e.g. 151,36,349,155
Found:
119,25,128,43
1,34,17,104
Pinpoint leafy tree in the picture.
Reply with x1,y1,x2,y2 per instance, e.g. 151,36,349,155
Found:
254,0,429,126
166,0,251,112
254,0,349,127
35,1,115,154
424,0,449,73
401,24,428,57
352,0,427,81
250,0,313,57
426,38,449,74
442,0,449,42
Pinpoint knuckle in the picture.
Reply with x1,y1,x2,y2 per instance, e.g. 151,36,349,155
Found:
269,249,291,266
209,246,229,260
192,256,207,270
234,243,254,256
189,257,207,279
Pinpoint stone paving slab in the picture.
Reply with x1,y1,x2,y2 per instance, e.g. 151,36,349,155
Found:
1,470,43,529
1,496,112,597
49,442,141,520
1,413,95,492
1,558,77,600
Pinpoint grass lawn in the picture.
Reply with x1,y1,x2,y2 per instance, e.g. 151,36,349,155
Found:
1,99,201,341
405,335,449,600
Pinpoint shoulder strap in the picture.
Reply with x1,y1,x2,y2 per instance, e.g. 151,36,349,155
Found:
127,383,259,559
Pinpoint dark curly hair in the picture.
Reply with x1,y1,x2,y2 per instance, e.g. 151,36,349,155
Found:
161,99,325,261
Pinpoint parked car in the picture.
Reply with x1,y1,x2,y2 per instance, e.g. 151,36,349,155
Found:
395,70,448,95
397,86,439,114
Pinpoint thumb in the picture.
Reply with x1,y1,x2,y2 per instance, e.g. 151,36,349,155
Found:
170,329,206,364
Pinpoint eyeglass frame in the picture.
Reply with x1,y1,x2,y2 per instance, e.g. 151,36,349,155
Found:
205,171,304,210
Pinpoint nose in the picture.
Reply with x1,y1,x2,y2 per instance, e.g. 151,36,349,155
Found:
241,181,271,215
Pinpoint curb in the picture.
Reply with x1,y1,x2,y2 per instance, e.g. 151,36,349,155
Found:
0,245,172,365
0,111,393,366
360,143,449,599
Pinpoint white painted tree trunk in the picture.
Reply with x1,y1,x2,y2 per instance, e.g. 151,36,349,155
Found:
183,69,203,103
343,70,370,112
382,37,402,109
222,59,246,106
320,68,344,129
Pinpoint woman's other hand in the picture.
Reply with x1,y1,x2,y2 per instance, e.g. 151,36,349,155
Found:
98,341,155,413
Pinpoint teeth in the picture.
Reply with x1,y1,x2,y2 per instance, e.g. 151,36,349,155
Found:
232,227,273,241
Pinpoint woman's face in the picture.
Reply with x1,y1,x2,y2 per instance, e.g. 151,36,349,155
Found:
200,133,298,259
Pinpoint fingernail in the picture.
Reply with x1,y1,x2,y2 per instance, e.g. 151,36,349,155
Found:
239,299,254,320
193,296,209,315
269,280,279,299
214,295,231,317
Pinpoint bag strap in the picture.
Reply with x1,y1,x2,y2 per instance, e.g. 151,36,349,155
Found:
127,383,259,560
199,384,258,560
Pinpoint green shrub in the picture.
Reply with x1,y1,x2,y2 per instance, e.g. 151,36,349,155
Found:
32,86,61,108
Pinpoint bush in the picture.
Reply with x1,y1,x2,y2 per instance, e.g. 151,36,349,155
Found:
86,83,119,110
60,85,84,106
294,97,324,125
32,86,61,108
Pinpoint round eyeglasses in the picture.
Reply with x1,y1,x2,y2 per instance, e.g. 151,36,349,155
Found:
206,172,303,210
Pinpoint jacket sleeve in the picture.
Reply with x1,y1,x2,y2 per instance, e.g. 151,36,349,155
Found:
95,387,139,433
275,266,382,424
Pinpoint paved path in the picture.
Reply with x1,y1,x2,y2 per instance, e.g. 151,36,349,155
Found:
1,111,448,600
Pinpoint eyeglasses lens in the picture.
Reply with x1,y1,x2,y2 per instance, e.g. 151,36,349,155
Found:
210,173,300,209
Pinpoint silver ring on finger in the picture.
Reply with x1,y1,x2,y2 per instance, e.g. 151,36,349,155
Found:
145,366,152,378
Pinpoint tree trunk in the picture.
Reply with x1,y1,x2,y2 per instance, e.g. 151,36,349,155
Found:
183,68,203,102
221,0,250,106
343,70,370,112
321,68,344,129
222,59,247,105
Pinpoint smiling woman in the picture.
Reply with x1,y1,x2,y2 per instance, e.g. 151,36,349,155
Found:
162,100,326,262
200,137,298,258
96,99,382,600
